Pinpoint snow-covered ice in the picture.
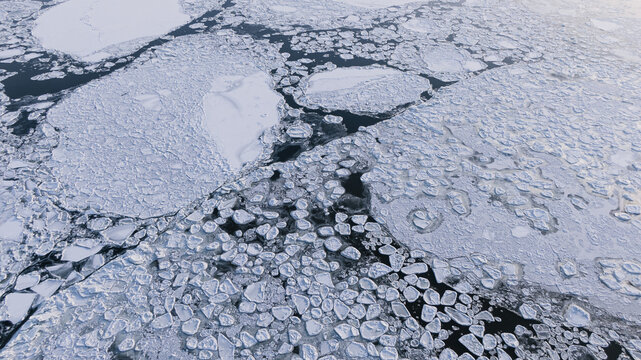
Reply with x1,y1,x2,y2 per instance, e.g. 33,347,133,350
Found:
297,67,430,114
335,0,423,9
33,0,190,61
46,35,282,218
392,42,487,81
2,0,641,357
306,68,401,94
203,72,281,170
0,216,22,242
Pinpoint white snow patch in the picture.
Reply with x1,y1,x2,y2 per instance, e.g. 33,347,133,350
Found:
298,67,430,114
511,226,530,238
335,0,421,9
420,44,486,73
0,217,23,242
306,68,400,94
2,293,36,324
32,0,190,61
203,72,281,170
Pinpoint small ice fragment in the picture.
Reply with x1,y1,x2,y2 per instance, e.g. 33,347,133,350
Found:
218,334,235,359
360,320,389,340
286,123,313,139
519,304,537,319
459,333,484,356
564,304,590,327
323,115,343,124
61,245,102,262
368,263,392,279
232,209,256,225
272,306,293,321
511,226,530,238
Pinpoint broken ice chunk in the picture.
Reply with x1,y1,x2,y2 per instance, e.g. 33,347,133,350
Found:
459,333,484,356
232,209,256,225
61,245,103,262
368,262,393,279
2,293,37,323
564,303,590,327
286,122,314,139
14,273,41,291
218,334,235,359
272,305,293,321
360,320,389,340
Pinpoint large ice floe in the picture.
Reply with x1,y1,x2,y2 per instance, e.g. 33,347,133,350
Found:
334,0,425,8
392,42,487,81
295,67,430,114
47,34,283,218
360,58,641,323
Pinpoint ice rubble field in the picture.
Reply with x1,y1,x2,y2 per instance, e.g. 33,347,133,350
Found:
1,0,641,359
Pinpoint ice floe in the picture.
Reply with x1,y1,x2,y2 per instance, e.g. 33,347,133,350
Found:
296,67,430,114
32,0,190,61
203,72,281,170
362,59,641,321
46,34,282,218
335,0,424,9
392,42,486,81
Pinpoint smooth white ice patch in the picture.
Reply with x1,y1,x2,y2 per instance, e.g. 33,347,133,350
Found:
1,293,36,324
203,72,281,170
0,48,25,60
0,216,23,241
32,0,189,61
420,44,486,74
335,0,421,8
392,42,487,81
610,150,636,168
306,68,400,94
297,67,430,114
269,4,297,12
46,35,282,218
401,18,440,33
590,18,621,32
